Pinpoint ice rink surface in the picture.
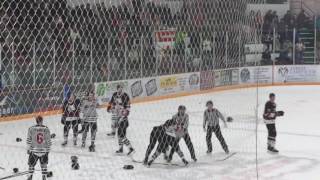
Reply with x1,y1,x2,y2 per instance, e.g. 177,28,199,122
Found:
0,85,320,180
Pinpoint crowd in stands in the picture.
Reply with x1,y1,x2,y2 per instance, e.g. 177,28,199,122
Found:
0,0,319,88
0,0,209,84
251,9,315,65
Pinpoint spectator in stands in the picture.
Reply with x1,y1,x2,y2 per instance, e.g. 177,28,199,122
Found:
255,10,263,31
262,48,272,65
295,38,305,64
264,10,273,25
277,40,292,64
296,10,310,29
263,10,273,35
202,32,213,70
283,10,294,26
97,63,109,82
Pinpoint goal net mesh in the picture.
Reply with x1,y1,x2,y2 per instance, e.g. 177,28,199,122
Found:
0,0,264,179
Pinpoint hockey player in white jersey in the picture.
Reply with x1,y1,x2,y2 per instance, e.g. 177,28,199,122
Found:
146,118,188,166
167,105,197,162
81,90,98,152
107,84,130,137
26,116,52,180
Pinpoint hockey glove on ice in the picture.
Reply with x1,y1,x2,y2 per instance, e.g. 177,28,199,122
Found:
276,111,284,117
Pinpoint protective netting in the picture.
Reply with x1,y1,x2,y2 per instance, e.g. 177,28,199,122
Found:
0,0,264,114
0,0,266,179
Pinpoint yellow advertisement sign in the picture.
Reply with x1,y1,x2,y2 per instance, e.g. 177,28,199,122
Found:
160,76,178,89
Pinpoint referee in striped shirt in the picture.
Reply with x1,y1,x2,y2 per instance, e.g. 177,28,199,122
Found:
26,116,52,180
203,101,229,154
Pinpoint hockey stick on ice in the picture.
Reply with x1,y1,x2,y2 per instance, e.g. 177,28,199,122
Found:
216,152,237,161
0,171,30,180
132,159,183,167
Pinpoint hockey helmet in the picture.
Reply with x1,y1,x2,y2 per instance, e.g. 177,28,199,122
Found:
206,100,213,107
117,84,123,93
178,105,186,111
178,105,186,115
117,84,123,90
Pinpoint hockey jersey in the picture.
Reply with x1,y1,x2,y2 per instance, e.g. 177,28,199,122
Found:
109,92,130,110
163,119,185,138
263,101,277,124
26,125,51,155
172,113,189,133
63,99,81,121
81,98,98,122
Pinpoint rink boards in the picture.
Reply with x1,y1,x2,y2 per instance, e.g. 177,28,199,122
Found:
1,65,320,122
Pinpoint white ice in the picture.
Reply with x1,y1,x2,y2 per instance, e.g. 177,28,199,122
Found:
0,85,320,180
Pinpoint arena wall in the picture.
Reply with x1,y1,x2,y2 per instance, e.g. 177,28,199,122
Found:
1,64,319,122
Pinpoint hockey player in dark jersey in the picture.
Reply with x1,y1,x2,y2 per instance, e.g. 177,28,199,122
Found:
144,119,188,166
107,84,130,137
263,93,284,153
61,93,81,146
167,105,197,162
27,116,52,180
115,109,135,155
81,90,98,152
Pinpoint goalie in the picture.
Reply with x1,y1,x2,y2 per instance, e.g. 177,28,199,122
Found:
263,93,284,153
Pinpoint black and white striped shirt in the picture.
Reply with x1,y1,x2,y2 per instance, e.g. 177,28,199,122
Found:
203,108,225,128
82,99,98,122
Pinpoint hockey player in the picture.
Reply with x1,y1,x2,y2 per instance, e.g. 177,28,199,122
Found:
26,116,52,180
115,109,135,155
61,93,81,146
143,121,170,164
203,100,229,154
167,105,197,162
107,84,130,137
145,119,188,166
263,93,284,153
81,90,98,152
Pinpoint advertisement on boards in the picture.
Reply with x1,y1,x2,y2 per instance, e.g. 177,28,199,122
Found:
240,66,272,84
200,70,215,90
159,73,200,95
275,65,318,83
129,77,159,98
215,69,239,86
